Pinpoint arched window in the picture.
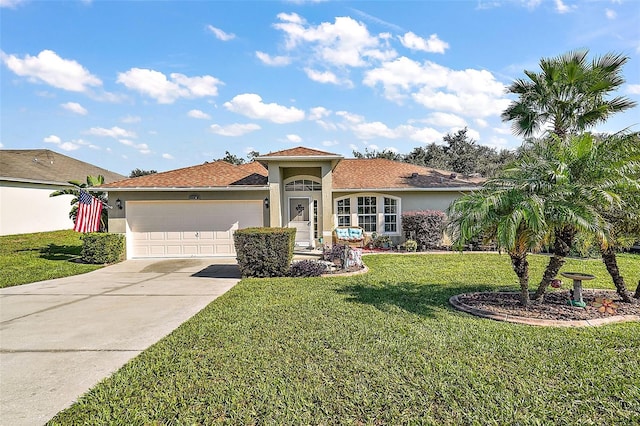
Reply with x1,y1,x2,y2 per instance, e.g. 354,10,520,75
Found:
284,178,322,191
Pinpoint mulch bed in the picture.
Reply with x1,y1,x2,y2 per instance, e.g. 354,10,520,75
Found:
456,290,640,321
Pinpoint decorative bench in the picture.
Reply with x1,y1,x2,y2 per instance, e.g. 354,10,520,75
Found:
333,226,367,248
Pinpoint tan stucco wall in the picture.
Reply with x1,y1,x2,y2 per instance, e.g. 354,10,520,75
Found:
0,181,75,235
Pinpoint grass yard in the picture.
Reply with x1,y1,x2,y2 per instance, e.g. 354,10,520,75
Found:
50,253,640,425
0,230,103,288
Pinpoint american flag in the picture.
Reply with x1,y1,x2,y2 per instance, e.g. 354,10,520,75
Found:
74,190,103,233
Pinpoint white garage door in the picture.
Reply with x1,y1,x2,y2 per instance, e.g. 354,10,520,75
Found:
127,200,263,258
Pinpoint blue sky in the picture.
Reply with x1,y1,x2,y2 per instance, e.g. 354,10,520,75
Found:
1,0,639,176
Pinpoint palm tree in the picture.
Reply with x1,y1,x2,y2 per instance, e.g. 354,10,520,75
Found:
506,133,640,302
50,175,108,232
447,185,546,306
594,132,640,302
502,50,636,139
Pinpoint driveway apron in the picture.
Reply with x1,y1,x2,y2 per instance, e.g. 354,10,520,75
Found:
0,258,240,426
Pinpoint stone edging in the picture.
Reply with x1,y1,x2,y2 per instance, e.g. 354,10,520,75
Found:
449,292,640,327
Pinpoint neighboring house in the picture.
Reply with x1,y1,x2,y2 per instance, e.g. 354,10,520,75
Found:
101,147,483,259
0,149,125,236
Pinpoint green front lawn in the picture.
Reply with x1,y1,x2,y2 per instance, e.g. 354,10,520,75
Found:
0,230,103,288
50,253,640,425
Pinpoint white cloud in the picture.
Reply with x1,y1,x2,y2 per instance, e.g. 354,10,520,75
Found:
308,106,331,120
365,57,510,118
117,68,222,104
605,8,617,19
304,68,339,84
0,0,26,8
224,93,305,123
187,109,211,119
210,123,261,136
286,134,302,143
336,113,443,143
321,140,339,147
273,13,396,68
87,126,136,139
554,0,572,13
1,49,102,92
422,112,467,128
475,118,489,128
43,135,61,144
626,84,640,95
121,115,141,123
42,134,86,151
119,139,150,154
399,32,449,54
60,101,88,115
207,24,236,41
162,153,174,160
256,51,291,66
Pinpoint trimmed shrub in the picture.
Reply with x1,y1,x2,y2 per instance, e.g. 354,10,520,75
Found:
288,260,328,277
405,239,418,252
234,227,296,277
402,210,446,250
81,233,125,264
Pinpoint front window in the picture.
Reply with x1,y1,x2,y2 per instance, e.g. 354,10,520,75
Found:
337,198,351,226
357,196,377,232
384,197,398,233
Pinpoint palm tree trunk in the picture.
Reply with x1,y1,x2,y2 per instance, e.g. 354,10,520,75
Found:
533,227,576,302
510,252,530,306
601,246,633,303
634,281,640,299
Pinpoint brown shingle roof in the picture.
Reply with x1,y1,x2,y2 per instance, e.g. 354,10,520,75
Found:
0,149,125,184
100,160,268,188
260,146,341,157
332,159,483,189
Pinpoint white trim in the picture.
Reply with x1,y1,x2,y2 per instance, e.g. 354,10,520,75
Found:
332,187,479,192
95,186,269,192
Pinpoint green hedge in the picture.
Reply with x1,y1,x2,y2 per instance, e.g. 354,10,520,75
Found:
234,227,296,277
402,210,446,250
81,233,125,264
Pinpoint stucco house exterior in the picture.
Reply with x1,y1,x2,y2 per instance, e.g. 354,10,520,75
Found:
0,149,125,236
101,147,482,259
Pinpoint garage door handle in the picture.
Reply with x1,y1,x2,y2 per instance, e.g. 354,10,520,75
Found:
195,232,199,238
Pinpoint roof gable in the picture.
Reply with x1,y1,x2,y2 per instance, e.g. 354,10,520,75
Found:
101,160,268,189
0,149,125,184
260,146,340,158
333,159,483,190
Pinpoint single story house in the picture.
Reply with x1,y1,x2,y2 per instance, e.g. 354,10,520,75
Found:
0,149,125,236
101,147,483,259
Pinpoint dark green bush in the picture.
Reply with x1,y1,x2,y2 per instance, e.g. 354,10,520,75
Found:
402,210,446,250
288,260,328,277
81,233,125,264
234,227,296,277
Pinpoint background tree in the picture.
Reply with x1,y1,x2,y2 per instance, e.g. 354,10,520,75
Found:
352,147,403,161
216,151,246,165
129,168,157,178
50,175,108,232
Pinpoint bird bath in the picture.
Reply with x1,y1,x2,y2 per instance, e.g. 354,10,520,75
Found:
561,272,595,308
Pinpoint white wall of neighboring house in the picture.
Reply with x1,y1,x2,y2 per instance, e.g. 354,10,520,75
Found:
0,180,75,236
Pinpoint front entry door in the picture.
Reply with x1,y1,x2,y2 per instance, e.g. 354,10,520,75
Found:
288,197,311,246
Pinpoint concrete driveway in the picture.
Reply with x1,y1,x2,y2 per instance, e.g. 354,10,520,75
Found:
0,258,241,426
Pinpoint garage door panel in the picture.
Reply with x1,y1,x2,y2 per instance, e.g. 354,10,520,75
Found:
127,201,263,258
